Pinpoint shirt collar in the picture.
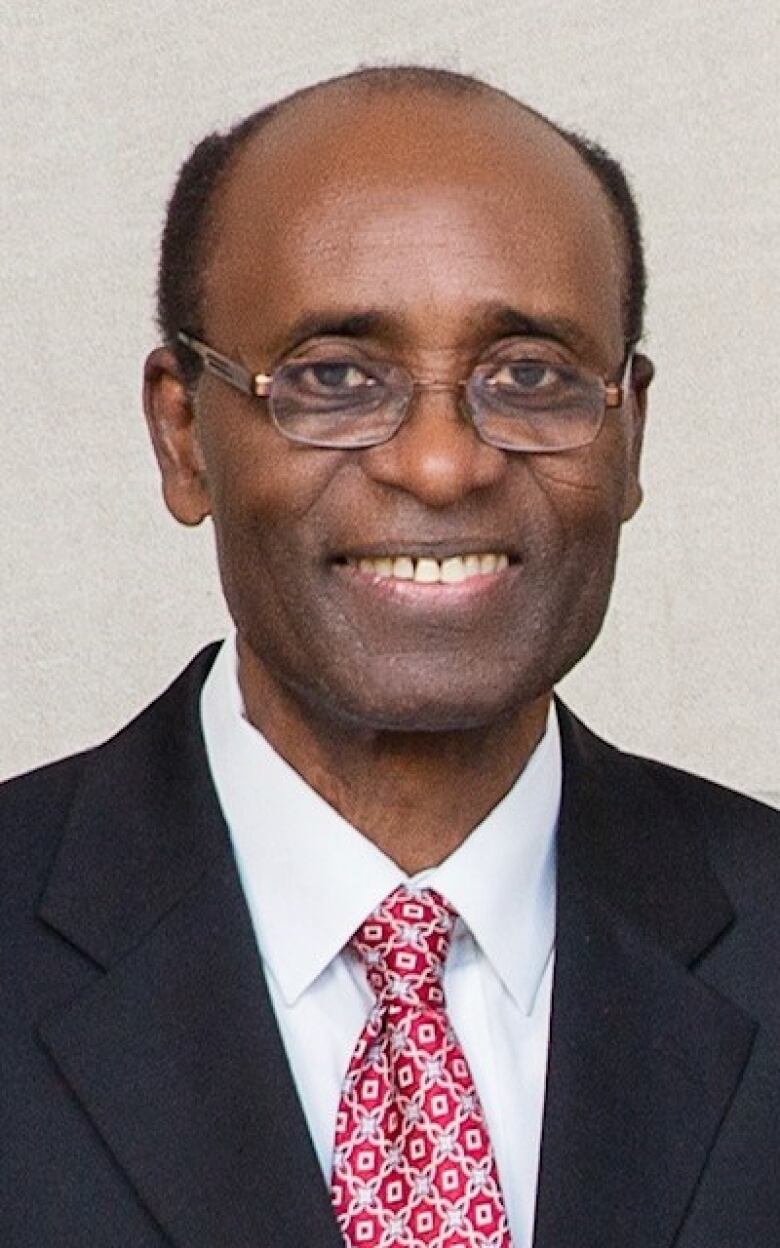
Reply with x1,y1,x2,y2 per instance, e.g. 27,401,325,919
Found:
201,635,560,1015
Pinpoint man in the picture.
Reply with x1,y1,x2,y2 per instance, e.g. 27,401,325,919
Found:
2,66,779,1248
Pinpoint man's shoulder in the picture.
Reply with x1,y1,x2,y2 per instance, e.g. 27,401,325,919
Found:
634,747,780,909
560,702,780,907
562,700,778,819
0,749,92,876
621,736,777,826
0,645,220,863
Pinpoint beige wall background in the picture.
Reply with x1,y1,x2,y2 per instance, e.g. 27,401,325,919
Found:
1,1,778,803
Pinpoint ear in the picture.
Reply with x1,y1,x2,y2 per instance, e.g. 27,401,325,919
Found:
143,347,211,526
621,352,653,521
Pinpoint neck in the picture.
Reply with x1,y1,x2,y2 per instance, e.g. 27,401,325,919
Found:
237,644,551,875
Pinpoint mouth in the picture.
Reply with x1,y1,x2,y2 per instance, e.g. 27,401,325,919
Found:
338,551,510,585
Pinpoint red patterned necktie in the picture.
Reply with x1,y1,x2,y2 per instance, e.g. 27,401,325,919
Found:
331,886,512,1247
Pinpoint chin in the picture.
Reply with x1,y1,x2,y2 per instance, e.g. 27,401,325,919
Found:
296,662,550,735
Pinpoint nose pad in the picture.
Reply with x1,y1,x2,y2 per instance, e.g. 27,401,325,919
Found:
361,384,506,508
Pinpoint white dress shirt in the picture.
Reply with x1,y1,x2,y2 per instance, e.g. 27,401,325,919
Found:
200,636,561,1248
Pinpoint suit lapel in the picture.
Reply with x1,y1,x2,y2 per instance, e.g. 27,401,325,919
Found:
37,649,343,1248
533,707,756,1248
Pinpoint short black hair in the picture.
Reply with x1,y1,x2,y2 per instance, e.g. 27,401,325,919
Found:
157,66,646,386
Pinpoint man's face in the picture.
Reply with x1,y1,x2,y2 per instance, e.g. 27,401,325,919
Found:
155,88,647,731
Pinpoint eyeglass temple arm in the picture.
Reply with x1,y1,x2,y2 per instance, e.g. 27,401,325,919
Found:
177,332,271,397
605,351,635,408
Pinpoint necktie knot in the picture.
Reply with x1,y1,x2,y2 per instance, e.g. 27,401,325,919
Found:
352,886,455,1011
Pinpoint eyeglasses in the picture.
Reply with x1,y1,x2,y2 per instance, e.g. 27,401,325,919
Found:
177,330,633,453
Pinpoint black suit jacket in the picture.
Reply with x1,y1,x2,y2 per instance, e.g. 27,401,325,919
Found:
3,646,780,1247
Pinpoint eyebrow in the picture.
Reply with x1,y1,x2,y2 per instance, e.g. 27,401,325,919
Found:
482,307,598,356
276,305,601,359
282,312,387,348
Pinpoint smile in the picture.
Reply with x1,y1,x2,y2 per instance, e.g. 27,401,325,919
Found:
343,552,510,584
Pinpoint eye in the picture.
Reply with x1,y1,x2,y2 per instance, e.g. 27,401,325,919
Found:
488,360,561,392
292,361,378,393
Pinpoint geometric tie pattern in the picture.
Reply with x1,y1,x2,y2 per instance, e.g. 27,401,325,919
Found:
331,886,512,1247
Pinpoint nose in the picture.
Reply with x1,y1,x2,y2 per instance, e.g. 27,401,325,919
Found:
359,386,507,508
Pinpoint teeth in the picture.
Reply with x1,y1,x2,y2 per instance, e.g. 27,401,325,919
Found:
440,556,467,584
347,553,510,583
414,557,440,583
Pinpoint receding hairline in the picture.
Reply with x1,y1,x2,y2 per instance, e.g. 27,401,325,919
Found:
206,69,628,301
213,68,616,223
240,64,543,138
158,64,645,378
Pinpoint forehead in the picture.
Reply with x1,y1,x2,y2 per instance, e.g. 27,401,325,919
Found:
204,88,624,362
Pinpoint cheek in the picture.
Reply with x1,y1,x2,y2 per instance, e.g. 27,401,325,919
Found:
526,434,635,533
205,468,324,678
200,427,381,694
518,443,633,625
200,409,347,534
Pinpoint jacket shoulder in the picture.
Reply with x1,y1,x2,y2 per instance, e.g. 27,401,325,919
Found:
562,704,780,911
626,745,778,828
0,646,220,883
636,752,780,911
0,752,91,886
